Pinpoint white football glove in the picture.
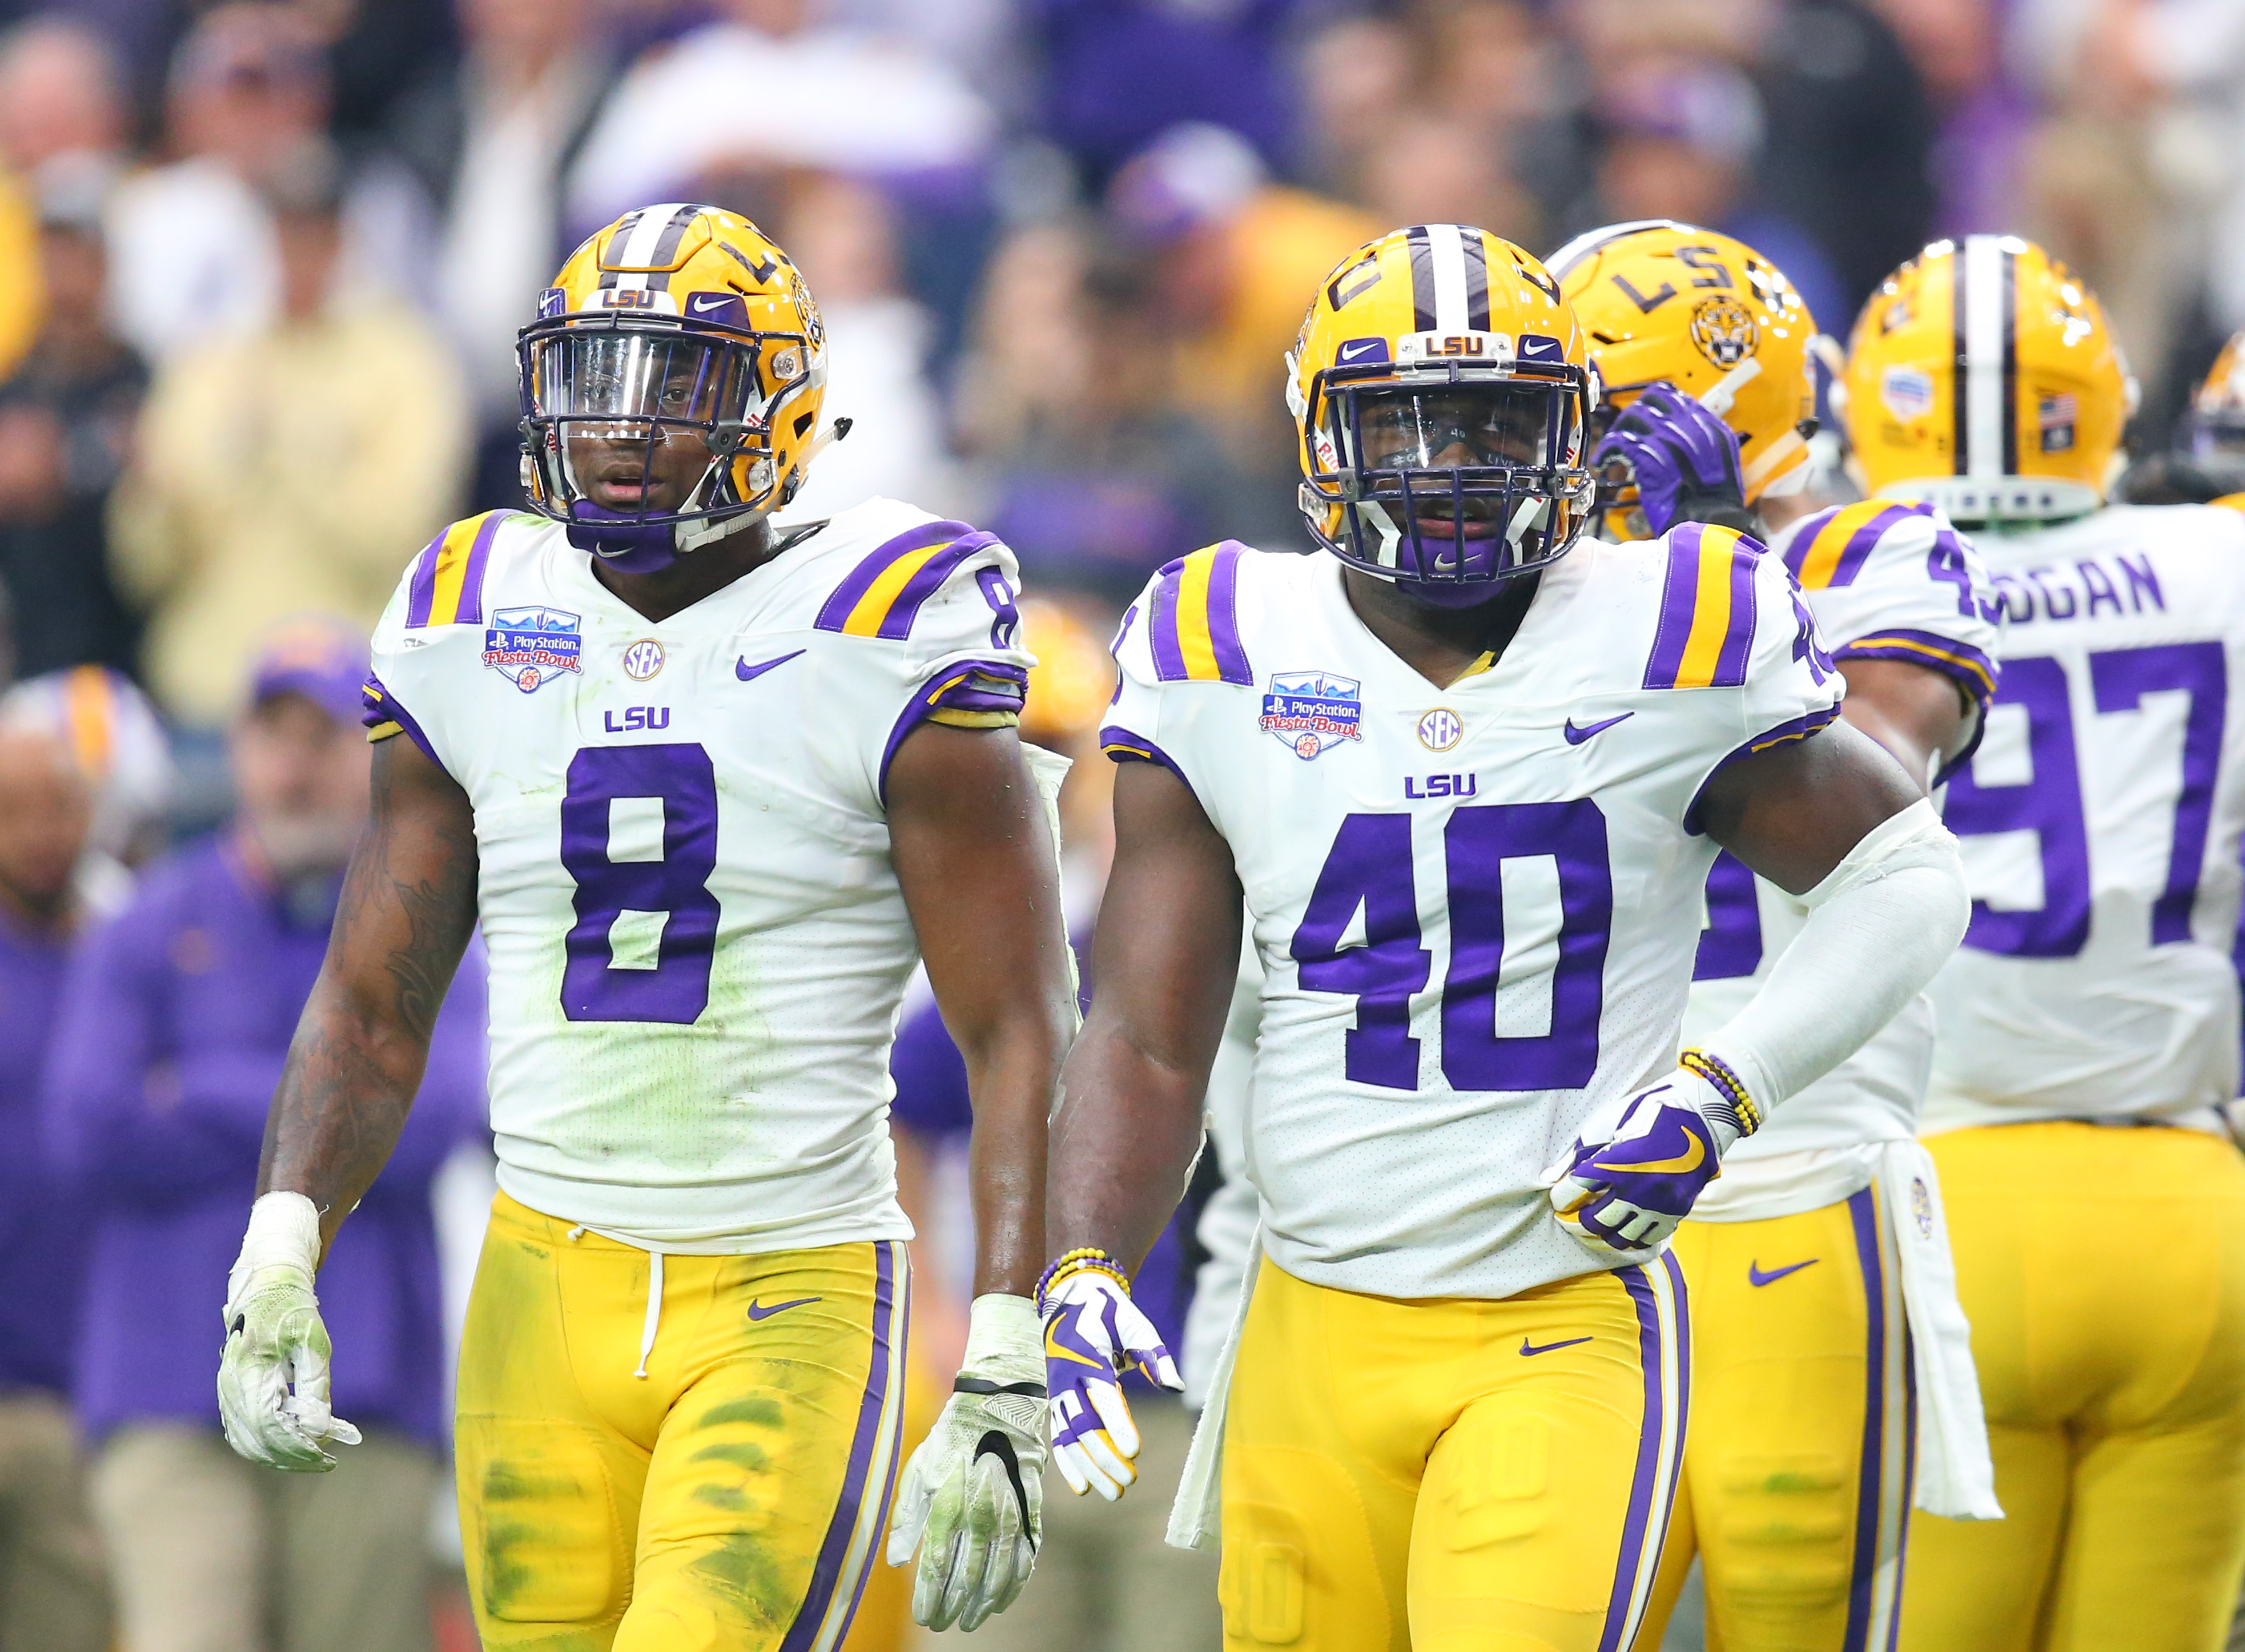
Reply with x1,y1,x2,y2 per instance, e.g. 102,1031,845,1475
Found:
1541,1059,1751,1255
1040,1251,1181,1501
216,1192,361,1472
884,1294,1047,1631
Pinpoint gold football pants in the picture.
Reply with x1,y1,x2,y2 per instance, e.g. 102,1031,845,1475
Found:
1900,1122,2245,1652
1631,1186,1914,1652
1218,1252,1689,1651
454,1192,910,1652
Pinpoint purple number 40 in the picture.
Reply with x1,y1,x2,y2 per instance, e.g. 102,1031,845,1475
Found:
1290,802,1612,1092
559,743,722,1023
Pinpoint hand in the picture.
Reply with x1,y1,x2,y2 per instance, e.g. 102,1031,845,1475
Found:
1039,1252,1182,1501
1592,381,1747,536
1542,1063,1751,1254
884,1295,1047,1631
216,1193,361,1471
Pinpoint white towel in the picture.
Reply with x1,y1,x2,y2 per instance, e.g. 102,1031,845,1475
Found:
1166,1224,1262,1552
1019,744,1083,1040
1878,1140,2001,1520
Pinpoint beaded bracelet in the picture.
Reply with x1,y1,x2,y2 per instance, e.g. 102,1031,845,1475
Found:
1036,1246,1130,1309
1679,1048,1763,1137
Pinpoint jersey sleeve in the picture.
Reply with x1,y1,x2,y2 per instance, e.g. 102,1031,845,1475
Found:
1638,523,1844,830
810,520,1036,798
361,514,509,780
1777,500,2001,784
1099,543,1258,806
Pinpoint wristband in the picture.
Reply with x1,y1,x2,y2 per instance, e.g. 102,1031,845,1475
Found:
1035,1247,1130,1309
1679,1048,1762,1137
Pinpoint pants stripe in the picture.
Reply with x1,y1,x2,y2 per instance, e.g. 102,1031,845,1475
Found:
823,1252,915,1652
780,1239,907,1652
1843,1188,1914,1652
1600,1251,1691,1652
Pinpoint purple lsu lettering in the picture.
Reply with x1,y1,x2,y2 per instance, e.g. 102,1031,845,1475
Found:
603,706,671,733
1405,774,1478,798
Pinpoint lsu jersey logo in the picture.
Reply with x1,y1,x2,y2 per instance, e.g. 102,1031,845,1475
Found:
1260,671,1363,760
1689,297,1759,369
484,605,584,693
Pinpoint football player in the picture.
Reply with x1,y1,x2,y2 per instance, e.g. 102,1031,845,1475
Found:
212,206,1077,1648
1037,224,1973,1649
1844,239,2245,1652
2119,333,2245,506
1543,222,2005,1652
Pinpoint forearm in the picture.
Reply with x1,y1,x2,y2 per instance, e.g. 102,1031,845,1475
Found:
959,1014,1065,1298
1047,1019,1210,1271
1699,800,1968,1112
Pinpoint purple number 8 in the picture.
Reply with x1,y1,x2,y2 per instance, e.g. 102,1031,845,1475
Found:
560,743,721,1023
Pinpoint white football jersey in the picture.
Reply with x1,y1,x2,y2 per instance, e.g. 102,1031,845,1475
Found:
1684,500,2001,1220
1105,526,1840,1300
365,498,1032,1249
1926,502,2245,1130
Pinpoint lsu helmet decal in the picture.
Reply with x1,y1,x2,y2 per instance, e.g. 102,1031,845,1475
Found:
1840,235,2136,526
1287,224,1598,593
1546,220,1819,519
517,203,834,573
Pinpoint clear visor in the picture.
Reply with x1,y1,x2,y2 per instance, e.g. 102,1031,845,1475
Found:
528,331,759,427
1339,382,1576,474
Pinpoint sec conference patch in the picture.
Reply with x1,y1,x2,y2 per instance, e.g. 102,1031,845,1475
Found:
1261,671,1363,760
484,606,583,693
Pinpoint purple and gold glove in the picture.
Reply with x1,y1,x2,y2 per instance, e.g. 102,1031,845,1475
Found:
1592,381,1749,536
1039,1249,1182,1501
1541,1053,1761,1253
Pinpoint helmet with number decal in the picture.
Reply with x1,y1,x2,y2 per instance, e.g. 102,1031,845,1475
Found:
1546,220,1819,529
1287,224,1598,598
1840,236,2136,526
517,203,835,574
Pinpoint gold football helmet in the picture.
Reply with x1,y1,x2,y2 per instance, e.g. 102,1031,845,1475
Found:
1286,224,1598,591
517,203,832,572
2184,332,2245,458
1840,236,2135,524
1546,220,1819,520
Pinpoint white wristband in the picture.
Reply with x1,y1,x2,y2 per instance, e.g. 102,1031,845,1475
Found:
226,1191,322,1307
961,1293,1043,1387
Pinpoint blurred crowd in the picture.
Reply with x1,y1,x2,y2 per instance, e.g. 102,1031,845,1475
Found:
0,0,2237,1647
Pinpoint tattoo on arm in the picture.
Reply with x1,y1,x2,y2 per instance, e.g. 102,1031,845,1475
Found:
259,740,479,1247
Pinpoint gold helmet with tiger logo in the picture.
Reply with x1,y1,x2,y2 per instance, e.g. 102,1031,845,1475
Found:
1286,224,1598,595
1545,220,1819,526
1840,236,2135,525
517,203,835,574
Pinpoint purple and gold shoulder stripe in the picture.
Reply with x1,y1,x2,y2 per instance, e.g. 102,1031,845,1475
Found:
1836,629,1997,707
814,520,999,639
1146,542,1254,686
1783,500,1934,591
404,512,512,629
1643,523,1762,691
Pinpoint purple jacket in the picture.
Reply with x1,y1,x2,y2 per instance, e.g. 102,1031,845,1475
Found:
42,836,487,1447
0,908,88,1396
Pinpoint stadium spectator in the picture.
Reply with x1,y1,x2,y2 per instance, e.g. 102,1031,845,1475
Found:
1292,10,1417,205
0,727,112,1652
0,162,146,685
0,17,130,181
974,231,1250,597
0,665,174,913
1103,122,1379,550
387,0,616,514
102,3,425,367
566,0,994,234
107,138,467,731
778,170,963,522
42,619,487,1652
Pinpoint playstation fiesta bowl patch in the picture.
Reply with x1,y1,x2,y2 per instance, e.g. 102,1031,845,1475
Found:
1262,671,1363,760
484,606,583,693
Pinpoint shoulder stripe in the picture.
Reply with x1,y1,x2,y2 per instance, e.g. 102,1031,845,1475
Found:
404,512,508,629
1147,542,1254,685
1785,500,1930,591
814,520,995,639
1644,524,1758,690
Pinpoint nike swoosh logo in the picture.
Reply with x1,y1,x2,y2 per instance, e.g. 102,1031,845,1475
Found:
1520,1335,1594,1357
689,293,732,314
745,1295,820,1321
1748,1259,1819,1287
735,649,804,683
1590,1134,1705,1177
1564,711,1634,746
1338,340,1382,361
